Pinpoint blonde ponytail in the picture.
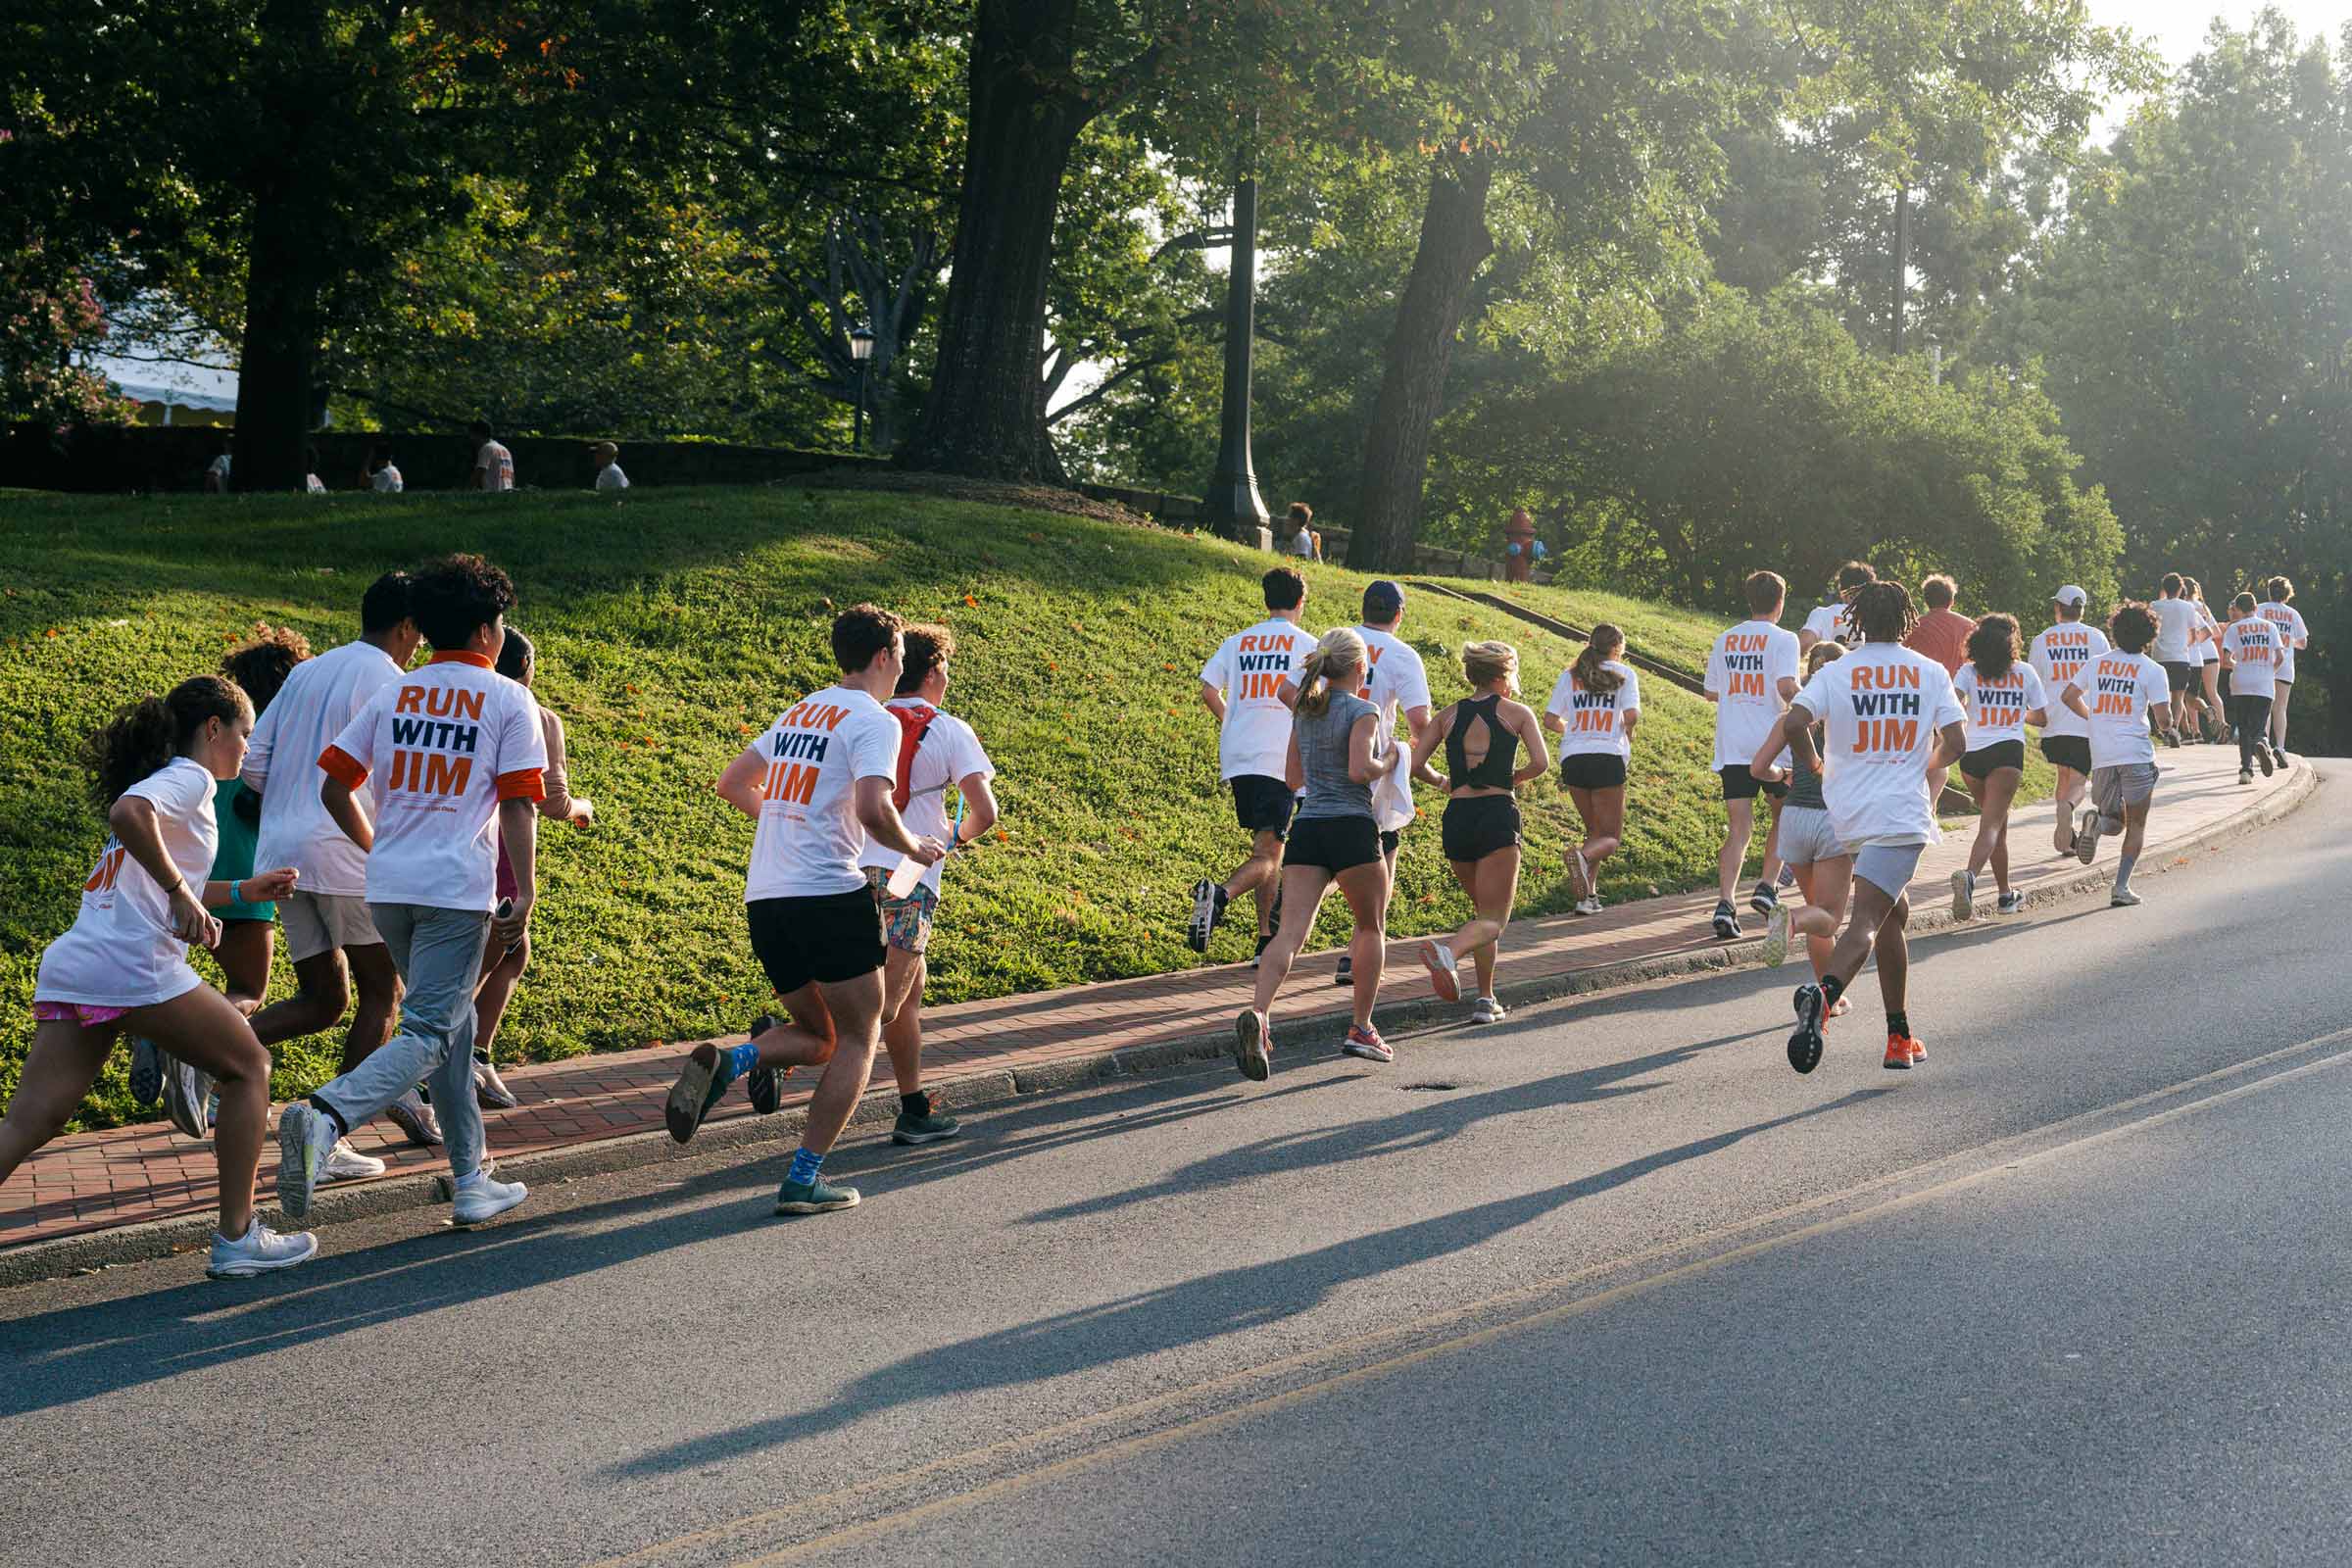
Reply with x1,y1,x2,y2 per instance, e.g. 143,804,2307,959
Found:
1296,627,1368,718
1461,639,1519,693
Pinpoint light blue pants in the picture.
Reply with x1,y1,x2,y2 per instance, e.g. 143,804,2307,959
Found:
315,904,491,1182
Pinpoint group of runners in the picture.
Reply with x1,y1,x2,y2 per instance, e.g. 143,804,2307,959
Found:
0,549,2311,1278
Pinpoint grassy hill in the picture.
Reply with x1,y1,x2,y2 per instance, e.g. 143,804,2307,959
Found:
3,486,1948,1125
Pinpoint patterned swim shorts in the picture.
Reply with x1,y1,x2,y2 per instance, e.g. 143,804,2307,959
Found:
33,1001,132,1029
862,866,938,956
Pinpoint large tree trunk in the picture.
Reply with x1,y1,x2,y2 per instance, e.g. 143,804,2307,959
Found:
233,184,325,492
1346,153,1495,570
900,0,1092,482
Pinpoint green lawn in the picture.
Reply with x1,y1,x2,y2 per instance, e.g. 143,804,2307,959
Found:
2,487,2014,1125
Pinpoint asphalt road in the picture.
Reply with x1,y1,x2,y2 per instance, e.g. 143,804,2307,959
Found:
6,763,2349,1567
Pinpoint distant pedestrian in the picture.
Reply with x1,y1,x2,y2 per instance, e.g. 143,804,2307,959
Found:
469,421,515,492
2257,577,2310,761
2218,594,2287,783
1702,570,1799,940
1544,623,1641,916
1286,502,1315,561
1189,566,1315,963
304,446,327,495
203,439,232,494
1799,562,1875,654
592,441,629,492
2184,577,2224,741
2148,573,2204,746
1902,573,1975,677
1948,614,2047,919
365,444,403,493
2028,585,2107,858
2060,602,2169,907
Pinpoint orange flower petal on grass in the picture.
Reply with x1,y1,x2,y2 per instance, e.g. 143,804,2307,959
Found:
962,594,978,607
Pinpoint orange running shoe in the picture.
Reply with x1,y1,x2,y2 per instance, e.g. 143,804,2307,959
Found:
1904,1035,1926,1064
1882,1033,1914,1071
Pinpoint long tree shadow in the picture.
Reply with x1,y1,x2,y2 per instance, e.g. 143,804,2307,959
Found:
601,1087,1891,1481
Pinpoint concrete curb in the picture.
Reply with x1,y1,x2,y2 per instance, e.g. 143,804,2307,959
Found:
2,763,2316,1289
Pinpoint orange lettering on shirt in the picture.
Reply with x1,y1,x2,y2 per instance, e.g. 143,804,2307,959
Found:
82,846,125,894
762,760,818,805
2092,692,2132,715
394,685,425,714
1730,671,1764,698
388,750,472,796
1241,671,1283,700
451,688,485,721
1855,717,1918,753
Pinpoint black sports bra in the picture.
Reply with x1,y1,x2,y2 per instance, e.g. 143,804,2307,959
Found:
1446,694,1519,790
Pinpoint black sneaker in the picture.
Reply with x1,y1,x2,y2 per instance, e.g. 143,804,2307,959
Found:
1749,880,1779,917
1187,879,1229,954
1788,985,1827,1074
1251,930,1275,968
1334,954,1353,987
1711,900,1741,941
127,1037,164,1107
2259,745,2277,777
893,1106,961,1145
745,1014,784,1114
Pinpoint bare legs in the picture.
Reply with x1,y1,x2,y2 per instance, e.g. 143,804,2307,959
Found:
878,947,927,1097
1717,797,1754,905
1224,828,1287,944
1445,848,1522,1001
212,919,273,1016
1962,766,2022,899
472,927,530,1061
1788,856,1854,983
2271,681,2294,754
2051,764,2087,854
1567,784,1625,897
249,943,403,1072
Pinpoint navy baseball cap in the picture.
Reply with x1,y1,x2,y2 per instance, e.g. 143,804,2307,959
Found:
1362,580,1406,618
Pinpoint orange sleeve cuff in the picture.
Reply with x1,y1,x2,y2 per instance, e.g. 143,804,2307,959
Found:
495,767,546,803
318,745,368,790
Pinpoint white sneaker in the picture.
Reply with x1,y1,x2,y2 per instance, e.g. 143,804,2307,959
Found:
319,1139,387,1183
1950,868,1976,920
452,1172,528,1226
2111,886,2142,907
1575,896,1604,916
207,1218,318,1279
274,1102,334,1220
2074,807,2102,866
1760,902,1790,968
1566,847,1593,905
1470,996,1506,1024
1417,939,1461,1003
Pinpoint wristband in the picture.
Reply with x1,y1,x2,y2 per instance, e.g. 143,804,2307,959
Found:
231,879,242,905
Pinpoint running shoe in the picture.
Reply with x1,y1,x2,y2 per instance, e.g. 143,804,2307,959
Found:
1883,1034,1915,1071
1949,868,1975,921
1997,890,2024,915
1749,880,1780,917
163,1056,214,1140
1567,846,1593,906
663,1042,737,1144
1778,862,1797,890
1469,996,1508,1025
745,1015,785,1114
893,1105,961,1145
2274,747,2292,770
275,1102,334,1221
1903,1035,1927,1064
2162,728,2181,749
1827,995,1852,1019
2111,886,2142,907
127,1037,163,1107
2074,807,2102,866
384,1088,443,1149
1251,931,1274,968
1788,985,1826,1074
1186,879,1229,954
1232,1009,1272,1082
774,1175,859,1215
1711,900,1741,941
2239,766,2254,785
472,1055,520,1111
319,1139,386,1183
1760,903,1790,968
1341,1024,1394,1062
451,1172,528,1226
1334,954,1353,987
206,1218,318,1279
1575,896,1604,916
1416,939,1461,1003
2259,746,2276,777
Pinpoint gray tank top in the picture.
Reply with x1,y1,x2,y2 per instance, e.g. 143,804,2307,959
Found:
1294,691,1379,821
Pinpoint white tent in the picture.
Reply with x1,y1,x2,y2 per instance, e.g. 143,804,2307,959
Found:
84,351,239,422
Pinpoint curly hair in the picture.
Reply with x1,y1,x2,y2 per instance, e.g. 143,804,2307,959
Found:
84,676,249,810
830,603,903,673
1966,613,2021,682
895,622,957,696
2109,601,2158,655
221,624,313,715
1848,580,1916,644
408,554,517,651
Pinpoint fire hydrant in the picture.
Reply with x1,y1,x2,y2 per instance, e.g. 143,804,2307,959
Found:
1501,508,1537,582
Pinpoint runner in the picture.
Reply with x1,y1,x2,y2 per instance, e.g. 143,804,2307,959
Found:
2148,574,2202,747
662,605,944,1215
1902,574,1976,676
1799,562,1875,654
1544,623,1641,916
237,572,437,1155
1409,642,1550,1019
1773,581,1967,1075
2217,594,2287,783
2027,585,2108,857
2185,578,2225,743
2,677,315,1277
1233,628,1398,1078
1702,571,1800,939
1190,566,1314,963
468,421,515,492
1948,614,2048,919
1285,580,1430,990
1755,643,1857,1020
847,622,1000,1143
275,554,547,1231
469,626,595,1110
2060,602,2169,907
2258,577,2310,762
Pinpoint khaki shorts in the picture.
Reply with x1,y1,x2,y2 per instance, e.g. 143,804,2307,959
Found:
279,891,384,962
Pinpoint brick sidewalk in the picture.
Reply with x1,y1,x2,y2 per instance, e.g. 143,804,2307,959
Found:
1,746,2304,1257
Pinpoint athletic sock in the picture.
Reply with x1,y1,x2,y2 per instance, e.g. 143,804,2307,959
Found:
726,1041,760,1077
902,1091,932,1121
1888,1010,1911,1040
306,1095,350,1138
1820,974,1846,1008
786,1147,824,1187
2115,851,2138,892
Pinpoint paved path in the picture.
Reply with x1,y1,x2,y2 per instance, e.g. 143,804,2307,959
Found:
0,744,2300,1259
4,760,2342,1567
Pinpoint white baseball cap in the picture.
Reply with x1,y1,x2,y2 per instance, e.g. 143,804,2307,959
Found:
2051,584,2088,608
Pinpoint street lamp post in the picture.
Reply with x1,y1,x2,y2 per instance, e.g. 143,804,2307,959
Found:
850,323,875,452
1201,140,1270,542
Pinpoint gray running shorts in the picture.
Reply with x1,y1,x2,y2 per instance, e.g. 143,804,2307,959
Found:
2090,761,2159,827
1851,840,1927,899
1776,807,1848,869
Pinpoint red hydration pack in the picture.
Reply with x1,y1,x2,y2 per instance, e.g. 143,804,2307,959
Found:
889,702,938,809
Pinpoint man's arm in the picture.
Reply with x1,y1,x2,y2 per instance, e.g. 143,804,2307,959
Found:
2062,684,2092,722
320,773,373,852
1200,680,1228,724
493,799,536,946
953,772,1000,845
714,748,765,820
856,776,945,863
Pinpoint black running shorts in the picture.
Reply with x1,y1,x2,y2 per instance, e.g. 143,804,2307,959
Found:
1379,828,1400,858
1719,763,1788,803
1287,814,1381,874
747,888,884,995
1960,739,2026,779
2162,660,2193,693
2037,735,2092,772
1557,753,1628,792
1441,795,1522,862
1229,774,1296,839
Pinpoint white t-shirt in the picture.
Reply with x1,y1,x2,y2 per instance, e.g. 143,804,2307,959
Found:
1288,529,1313,559
34,758,218,1007
2257,602,2309,682
2150,597,2201,662
1357,624,1432,832
595,463,629,492
1703,619,1800,770
476,440,515,492
2191,604,2220,664
1951,662,2048,754
371,465,404,493
207,454,231,479
743,684,901,901
321,653,549,910
1801,603,1848,645
244,639,408,897
2219,615,2289,699
1201,618,1314,781
2028,622,2108,740
856,700,994,898
2065,650,2169,769
1792,642,1965,849
1544,661,1643,761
